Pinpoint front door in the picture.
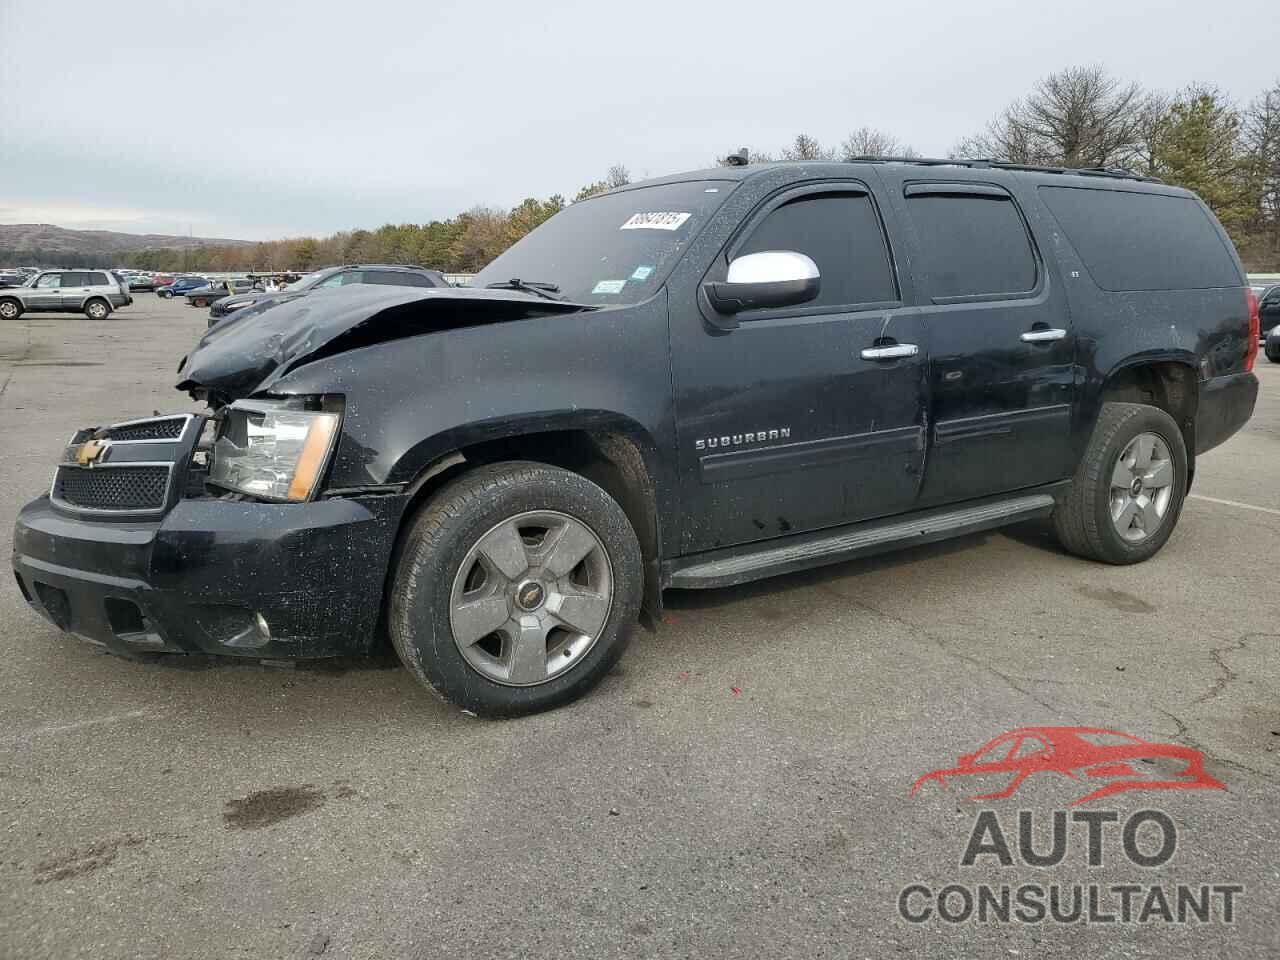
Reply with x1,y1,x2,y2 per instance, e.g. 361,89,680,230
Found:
669,182,929,554
875,172,1076,506
27,272,62,310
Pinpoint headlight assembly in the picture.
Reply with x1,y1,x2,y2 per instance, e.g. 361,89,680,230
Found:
209,399,341,501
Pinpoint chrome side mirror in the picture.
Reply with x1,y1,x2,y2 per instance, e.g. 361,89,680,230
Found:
704,250,821,317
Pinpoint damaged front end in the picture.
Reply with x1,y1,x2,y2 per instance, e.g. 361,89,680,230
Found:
14,285,596,660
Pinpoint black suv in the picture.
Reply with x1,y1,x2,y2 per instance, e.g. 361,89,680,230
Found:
13,158,1258,716
206,263,448,324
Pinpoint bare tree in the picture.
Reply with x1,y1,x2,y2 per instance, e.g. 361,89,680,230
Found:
953,66,1149,168
780,134,836,161
605,164,631,188
839,126,918,159
1243,82,1280,249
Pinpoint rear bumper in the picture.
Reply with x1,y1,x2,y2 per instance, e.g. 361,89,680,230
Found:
1195,371,1258,455
13,493,407,659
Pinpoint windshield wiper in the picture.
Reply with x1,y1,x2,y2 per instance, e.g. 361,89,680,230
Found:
484,278,565,301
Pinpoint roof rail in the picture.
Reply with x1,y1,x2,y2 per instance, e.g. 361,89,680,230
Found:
843,155,1161,183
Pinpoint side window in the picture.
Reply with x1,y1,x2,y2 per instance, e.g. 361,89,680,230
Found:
904,188,1037,299
86,272,109,286
61,272,88,286
735,192,897,310
36,273,62,288
1039,186,1239,291
368,271,429,287
318,271,355,288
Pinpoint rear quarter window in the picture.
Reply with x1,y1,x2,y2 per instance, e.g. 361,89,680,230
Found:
1038,186,1241,291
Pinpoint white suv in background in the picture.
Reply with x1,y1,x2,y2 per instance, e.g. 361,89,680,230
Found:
0,269,133,320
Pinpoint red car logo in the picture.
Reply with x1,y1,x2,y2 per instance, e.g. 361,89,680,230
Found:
911,726,1224,806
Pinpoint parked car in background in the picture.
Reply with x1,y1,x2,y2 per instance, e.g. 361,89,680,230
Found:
206,263,448,324
0,272,28,288
0,268,132,320
156,276,209,299
185,278,258,308
128,275,156,291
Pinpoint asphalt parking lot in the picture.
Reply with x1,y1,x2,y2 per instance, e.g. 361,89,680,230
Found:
1,295,1277,959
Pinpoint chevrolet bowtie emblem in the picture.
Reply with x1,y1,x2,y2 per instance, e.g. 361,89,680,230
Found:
76,439,108,466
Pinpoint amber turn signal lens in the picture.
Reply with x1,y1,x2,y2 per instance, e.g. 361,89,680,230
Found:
286,414,339,501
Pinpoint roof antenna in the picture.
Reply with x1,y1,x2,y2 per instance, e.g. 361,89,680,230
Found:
724,147,750,167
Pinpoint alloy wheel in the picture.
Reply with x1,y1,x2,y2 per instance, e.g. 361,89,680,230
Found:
449,510,613,686
1109,432,1174,542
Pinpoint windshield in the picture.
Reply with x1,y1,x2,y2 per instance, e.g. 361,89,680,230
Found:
287,270,328,292
473,179,734,305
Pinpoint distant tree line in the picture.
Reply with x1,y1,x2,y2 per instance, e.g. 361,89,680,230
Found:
4,69,1278,272
739,67,1279,270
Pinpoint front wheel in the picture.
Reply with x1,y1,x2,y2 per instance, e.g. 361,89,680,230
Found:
388,462,642,716
158,289,171,298
1266,344,1280,363
83,299,110,320
1052,402,1188,564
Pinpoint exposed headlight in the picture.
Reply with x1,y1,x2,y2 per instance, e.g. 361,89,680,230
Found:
209,399,341,501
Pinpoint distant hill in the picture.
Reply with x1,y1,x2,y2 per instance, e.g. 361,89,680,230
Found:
0,223,252,257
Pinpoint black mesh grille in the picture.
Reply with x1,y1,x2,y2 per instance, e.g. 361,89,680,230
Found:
56,466,170,511
106,418,187,441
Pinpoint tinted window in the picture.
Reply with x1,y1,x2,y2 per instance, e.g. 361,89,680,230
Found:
905,191,1037,299
86,272,109,286
736,193,896,309
366,270,430,287
60,272,88,286
1039,187,1241,291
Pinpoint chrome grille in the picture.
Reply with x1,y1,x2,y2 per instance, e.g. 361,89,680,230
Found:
105,417,188,442
55,465,171,511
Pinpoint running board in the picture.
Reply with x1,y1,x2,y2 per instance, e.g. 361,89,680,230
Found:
665,492,1057,590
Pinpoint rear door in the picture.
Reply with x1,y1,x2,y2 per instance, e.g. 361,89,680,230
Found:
84,271,114,303
58,272,90,309
875,172,1076,505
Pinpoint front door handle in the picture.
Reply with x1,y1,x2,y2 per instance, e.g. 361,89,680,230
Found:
861,343,919,361
1020,328,1067,343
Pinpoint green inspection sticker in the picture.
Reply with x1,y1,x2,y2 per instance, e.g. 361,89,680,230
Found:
630,266,654,281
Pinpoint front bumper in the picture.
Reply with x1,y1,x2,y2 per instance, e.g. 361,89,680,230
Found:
1194,371,1258,455
13,493,408,659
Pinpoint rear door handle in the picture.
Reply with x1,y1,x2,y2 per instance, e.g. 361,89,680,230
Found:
1020,328,1067,343
861,343,919,361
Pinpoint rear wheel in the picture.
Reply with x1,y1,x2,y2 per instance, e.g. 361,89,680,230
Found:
389,462,642,716
1053,402,1187,564
83,298,110,320
0,298,21,321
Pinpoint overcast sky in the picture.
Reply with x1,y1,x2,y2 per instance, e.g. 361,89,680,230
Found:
2,0,1276,241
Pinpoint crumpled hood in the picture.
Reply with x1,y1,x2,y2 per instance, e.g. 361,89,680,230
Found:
176,283,593,402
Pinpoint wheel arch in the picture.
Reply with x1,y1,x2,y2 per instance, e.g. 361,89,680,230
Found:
389,413,669,622
1094,355,1199,488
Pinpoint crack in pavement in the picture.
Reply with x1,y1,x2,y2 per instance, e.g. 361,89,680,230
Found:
817,582,1081,721
1192,633,1277,705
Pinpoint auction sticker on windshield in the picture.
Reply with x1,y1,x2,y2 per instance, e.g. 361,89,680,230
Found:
620,212,691,231
592,280,627,294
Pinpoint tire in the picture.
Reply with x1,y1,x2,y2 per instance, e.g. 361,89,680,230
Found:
83,298,110,320
389,461,643,716
158,290,171,299
0,297,21,321
1266,345,1280,363
1052,402,1188,564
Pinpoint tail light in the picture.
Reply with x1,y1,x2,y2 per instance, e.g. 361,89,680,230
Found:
1245,288,1259,372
